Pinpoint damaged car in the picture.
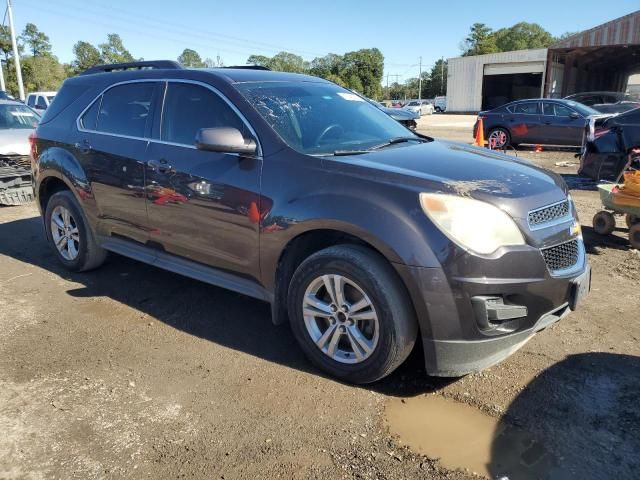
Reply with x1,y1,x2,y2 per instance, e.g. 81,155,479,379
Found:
579,108,640,181
0,100,40,205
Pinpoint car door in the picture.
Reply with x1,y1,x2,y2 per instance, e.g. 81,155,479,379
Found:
540,102,585,146
75,81,160,244
506,101,543,144
144,81,262,278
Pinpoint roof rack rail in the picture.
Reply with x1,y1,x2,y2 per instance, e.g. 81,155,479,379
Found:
223,65,271,71
81,60,183,75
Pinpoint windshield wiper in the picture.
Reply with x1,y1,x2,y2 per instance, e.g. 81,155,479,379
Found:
311,150,371,157
371,136,427,150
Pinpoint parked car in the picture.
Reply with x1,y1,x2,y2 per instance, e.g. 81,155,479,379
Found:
356,93,420,130
474,98,600,148
33,61,590,384
565,91,640,114
434,96,447,112
579,107,640,180
404,100,434,116
26,91,56,111
0,99,40,205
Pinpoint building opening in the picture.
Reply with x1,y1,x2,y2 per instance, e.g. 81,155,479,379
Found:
481,73,542,110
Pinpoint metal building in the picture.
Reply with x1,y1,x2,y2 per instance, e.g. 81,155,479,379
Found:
446,10,640,112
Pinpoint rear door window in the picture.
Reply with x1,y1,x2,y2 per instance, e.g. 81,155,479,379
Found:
96,82,156,137
27,95,36,107
161,82,248,146
512,102,539,114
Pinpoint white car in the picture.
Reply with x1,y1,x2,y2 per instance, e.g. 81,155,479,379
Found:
404,100,434,116
25,91,57,112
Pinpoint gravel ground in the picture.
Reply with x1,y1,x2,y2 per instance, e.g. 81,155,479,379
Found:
1,114,638,479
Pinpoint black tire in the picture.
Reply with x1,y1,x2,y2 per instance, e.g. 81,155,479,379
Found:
625,214,640,229
487,127,511,149
287,245,417,384
592,210,616,236
44,190,107,272
630,224,640,250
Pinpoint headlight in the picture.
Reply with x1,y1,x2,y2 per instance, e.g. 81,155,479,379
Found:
419,193,525,254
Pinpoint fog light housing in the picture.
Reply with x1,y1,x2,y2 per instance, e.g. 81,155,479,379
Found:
471,296,528,330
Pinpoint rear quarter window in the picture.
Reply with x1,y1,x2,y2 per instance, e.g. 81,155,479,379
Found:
39,82,94,125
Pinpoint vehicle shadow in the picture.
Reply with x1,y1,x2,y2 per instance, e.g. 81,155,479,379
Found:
582,225,630,254
488,352,640,479
0,214,450,396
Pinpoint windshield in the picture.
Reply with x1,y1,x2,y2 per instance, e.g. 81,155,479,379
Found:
565,101,599,116
235,81,416,155
407,101,419,106
0,104,40,129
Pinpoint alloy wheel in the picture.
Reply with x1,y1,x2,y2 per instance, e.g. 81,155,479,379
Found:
489,129,508,148
50,205,80,261
302,274,379,364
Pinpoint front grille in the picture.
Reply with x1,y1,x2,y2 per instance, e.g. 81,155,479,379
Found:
541,240,579,272
0,154,31,170
528,200,570,227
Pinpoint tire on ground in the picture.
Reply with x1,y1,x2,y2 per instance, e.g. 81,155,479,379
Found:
629,224,640,250
487,127,511,149
592,210,616,235
287,244,417,384
44,190,107,272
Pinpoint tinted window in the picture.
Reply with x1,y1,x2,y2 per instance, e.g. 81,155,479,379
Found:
96,83,155,137
543,102,574,117
161,83,247,145
576,95,601,106
512,102,539,114
27,95,36,107
80,97,101,130
36,96,47,109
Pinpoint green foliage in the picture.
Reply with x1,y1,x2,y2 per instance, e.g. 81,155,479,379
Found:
246,48,385,99
20,23,52,57
177,48,205,68
0,26,13,61
72,41,101,73
462,23,498,56
98,34,134,64
461,21,556,56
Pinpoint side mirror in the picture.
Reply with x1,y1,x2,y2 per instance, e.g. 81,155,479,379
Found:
569,112,580,119
195,127,257,155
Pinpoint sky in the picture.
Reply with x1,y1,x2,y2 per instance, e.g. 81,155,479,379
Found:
9,0,640,81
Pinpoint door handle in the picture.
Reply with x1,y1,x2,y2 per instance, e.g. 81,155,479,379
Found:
147,159,174,174
74,140,92,154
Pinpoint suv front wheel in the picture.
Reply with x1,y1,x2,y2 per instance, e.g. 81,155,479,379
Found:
288,245,417,384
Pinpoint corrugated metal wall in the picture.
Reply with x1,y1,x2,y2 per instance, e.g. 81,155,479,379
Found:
446,49,547,112
552,10,640,48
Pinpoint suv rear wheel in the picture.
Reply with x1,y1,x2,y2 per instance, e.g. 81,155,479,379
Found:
44,191,107,272
288,245,417,384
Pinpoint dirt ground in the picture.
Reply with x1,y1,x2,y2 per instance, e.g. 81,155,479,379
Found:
1,115,639,479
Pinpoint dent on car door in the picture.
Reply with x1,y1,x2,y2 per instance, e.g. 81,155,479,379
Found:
75,81,159,243
144,81,263,278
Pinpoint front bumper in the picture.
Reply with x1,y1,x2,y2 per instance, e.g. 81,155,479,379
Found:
394,242,590,377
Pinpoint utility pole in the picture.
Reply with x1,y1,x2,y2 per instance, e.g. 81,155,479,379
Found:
440,56,444,95
418,56,422,102
7,0,24,100
0,60,5,92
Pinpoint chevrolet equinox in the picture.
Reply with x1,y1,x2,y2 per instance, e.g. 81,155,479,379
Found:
32,61,591,384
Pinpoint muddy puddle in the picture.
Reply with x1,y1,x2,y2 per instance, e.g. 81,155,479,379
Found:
385,394,563,479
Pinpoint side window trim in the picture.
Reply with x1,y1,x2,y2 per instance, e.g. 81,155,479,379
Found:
76,78,261,156
158,79,261,155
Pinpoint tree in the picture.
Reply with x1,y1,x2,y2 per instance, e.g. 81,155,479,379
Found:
98,34,134,64
20,23,52,57
462,23,498,56
492,22,555,51
72,41,101,73
426,59,447,97
177,48,205,67
339,48,384,98
247,54,271,67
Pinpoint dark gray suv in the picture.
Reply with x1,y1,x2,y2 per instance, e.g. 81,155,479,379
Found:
32,61,590,384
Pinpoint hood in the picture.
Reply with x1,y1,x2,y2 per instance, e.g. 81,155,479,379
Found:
0,128,33,156
381,107,419,120
327,140,568,219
